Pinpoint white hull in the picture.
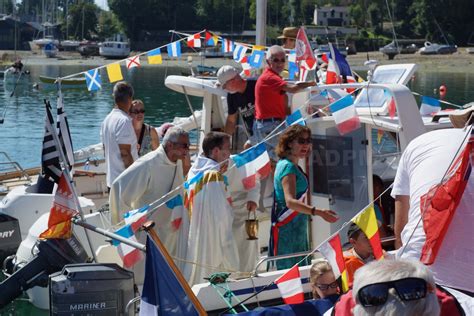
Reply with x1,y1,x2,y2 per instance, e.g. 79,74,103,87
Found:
99,41,130,59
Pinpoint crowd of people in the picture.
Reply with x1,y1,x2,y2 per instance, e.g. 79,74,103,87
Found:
99,28,473,313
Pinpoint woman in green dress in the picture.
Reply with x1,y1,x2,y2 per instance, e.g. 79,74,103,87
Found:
269,125,339,270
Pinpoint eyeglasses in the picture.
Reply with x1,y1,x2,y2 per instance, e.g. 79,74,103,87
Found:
357,277,428,307
271,58,286,63
130,109,145,114
297,137,311,145
174,142,190,149
316,281,338,291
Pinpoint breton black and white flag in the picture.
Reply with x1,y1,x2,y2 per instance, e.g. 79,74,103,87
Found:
56,90,74,170
42,99,61,183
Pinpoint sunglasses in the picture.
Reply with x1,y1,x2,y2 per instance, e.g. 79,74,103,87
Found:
297,137,311,145
357,277,428,307
316,281,338,291
174,142,190,149
271,58,286,63
130,109,145,114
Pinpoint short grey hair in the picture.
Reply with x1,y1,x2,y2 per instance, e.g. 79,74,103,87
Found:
113,81,134,104
352,260,440,316
162,126,188,148
266,45,285,60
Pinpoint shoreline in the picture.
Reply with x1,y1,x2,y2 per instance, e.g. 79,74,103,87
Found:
1,49,474,74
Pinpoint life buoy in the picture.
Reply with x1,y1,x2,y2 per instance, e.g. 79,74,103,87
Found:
439,85,447,99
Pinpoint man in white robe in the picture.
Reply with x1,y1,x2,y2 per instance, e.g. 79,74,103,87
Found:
184,132,240,285
109,127,190,279
226,161,261,273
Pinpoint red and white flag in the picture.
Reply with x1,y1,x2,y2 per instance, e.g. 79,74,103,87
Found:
295,27,316,65
126,55,141,69
275,264,304,305
319,234,349,292
326,59,340,84
187,33,201,48
240,56,252,77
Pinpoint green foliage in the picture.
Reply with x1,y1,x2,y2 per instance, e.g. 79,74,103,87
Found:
97,11,123,40
65,2,100,40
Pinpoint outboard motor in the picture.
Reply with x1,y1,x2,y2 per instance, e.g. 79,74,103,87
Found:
49,263,135,315
0,235,88,308
0,214,22,262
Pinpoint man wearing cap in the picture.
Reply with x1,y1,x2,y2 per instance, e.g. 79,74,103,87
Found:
217,65,257,148
278,26,298,50
254,45,316,160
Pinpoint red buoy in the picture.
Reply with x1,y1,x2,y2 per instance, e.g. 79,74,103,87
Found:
439,85,447,99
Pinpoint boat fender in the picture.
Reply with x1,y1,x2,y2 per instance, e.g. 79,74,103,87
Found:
439,85,447,99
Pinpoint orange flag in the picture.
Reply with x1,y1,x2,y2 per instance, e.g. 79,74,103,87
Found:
40,173,78,239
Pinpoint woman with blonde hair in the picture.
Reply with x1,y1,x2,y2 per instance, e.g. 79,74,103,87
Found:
310,260,340,299
269,125,339,270
130,99,159,156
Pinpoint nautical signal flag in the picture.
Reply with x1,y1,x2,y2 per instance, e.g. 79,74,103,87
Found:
420,136,472,265
126,55,140,69
221,39,234,53
248,50,265,68
351,206,384,260
286,109,306,126
40,173,78,239
85,69,101,91
187,33,201,48
147,48,163,64
231,143,271,190
205,31,219,46
113,224,143,268
319,234,349,292
167,41,181,58
329,94,361,135
106,63,123,83
420,96,441,116
233,45,248,62
275,264,305,305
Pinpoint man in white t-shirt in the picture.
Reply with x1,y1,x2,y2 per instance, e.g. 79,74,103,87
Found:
101,81,138,188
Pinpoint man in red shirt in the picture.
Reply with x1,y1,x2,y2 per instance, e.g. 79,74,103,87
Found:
254,45,315,160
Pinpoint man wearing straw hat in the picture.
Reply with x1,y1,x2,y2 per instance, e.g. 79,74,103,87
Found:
278,26,299,50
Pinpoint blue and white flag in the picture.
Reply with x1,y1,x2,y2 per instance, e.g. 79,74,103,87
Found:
286,109,306,126
139,236,202,316
288,62,298,80
248,50,265,68
85,69,101,91
167,41,181,58
420,96,441,116
233,45,248,62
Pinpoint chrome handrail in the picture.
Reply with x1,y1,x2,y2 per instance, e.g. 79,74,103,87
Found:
0,151,31,182
252,250,318,277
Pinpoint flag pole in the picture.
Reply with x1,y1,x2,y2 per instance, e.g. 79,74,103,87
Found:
44,98,98,262
142,221,207,315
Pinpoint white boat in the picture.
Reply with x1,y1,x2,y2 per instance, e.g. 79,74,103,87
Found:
0,63,471,313
60,40,81,51
99,41,130,59
419,41,457,55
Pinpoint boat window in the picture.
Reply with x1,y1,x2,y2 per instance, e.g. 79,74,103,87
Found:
117,44,121,48
372,129,399,156
311,135,355,200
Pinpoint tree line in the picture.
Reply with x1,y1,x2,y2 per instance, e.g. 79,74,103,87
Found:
6,0,474,45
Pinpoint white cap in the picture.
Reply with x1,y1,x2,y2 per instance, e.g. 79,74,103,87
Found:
216,65,239,86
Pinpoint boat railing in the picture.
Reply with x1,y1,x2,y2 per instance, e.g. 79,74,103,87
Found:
252,250,316,277
0,151,31,183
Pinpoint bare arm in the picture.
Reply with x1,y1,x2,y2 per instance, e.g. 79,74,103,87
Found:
224,113,238,135
118,144,134,169
282,173,338,222
150,128,160,151
281,81,316,94
394,195,410,249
